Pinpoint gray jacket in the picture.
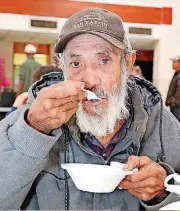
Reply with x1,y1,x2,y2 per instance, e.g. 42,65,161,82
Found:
0,73,180,210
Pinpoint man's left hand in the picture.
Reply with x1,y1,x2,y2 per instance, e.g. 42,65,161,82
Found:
119,156,167,201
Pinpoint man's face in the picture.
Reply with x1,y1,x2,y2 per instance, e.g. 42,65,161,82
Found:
172,60,180,71
176,61,180,71
63,34,129,137
173,61,177,70
64,34,122,115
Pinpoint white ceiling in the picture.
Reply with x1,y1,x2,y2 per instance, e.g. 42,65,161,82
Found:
0,30,156,50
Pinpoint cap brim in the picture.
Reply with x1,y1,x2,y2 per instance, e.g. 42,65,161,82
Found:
54,31,127,53
170,56,180,61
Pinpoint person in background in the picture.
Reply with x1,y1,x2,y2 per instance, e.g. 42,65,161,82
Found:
166,56,180,121
131,65,144,79
16,44,41,97
7,65,62,115
32,65,62,83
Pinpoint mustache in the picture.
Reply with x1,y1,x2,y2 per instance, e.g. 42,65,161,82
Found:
89,88,109,98
88,85,121,99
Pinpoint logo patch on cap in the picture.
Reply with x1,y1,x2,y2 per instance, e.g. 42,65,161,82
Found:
74,12,108,30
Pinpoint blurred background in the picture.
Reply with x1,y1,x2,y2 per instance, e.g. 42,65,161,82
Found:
0,0,180,117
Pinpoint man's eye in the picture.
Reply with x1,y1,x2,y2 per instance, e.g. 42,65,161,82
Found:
99,59,109,65
70,61,81,67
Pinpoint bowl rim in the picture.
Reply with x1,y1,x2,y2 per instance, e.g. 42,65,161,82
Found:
61,163,133,175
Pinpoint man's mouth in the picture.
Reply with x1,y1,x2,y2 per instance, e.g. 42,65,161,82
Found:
83,98,107,105
89,99,101,102
80,98,108,116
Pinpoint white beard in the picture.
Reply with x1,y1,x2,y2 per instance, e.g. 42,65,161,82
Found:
76,68,129,137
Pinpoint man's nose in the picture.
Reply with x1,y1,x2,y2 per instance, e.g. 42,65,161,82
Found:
82,68,101,89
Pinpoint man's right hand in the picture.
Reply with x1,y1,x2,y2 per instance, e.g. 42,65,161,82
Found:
27,80,85,134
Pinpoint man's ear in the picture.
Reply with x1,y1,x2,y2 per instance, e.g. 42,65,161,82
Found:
125,53,136,70
132,53,136,65
125,53,136,77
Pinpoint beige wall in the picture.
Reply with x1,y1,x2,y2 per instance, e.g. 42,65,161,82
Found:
50,44,55,64
0,41,13,88
153,26,173,101
153,0,180,101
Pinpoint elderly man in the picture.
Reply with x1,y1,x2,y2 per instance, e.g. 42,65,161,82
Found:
0,8,180,210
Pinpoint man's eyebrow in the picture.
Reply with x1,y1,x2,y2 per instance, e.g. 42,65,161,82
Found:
68,53,81,59
93,44,119,56
96,51,110,56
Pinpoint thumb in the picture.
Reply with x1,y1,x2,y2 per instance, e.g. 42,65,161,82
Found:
123,156,151,170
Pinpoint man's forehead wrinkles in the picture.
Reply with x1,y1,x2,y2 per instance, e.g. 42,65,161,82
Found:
66,46,115,57
66,49,84,59
92,43,120,56
65,39,120,58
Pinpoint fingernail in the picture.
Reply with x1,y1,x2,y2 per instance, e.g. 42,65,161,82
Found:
80,83,85,90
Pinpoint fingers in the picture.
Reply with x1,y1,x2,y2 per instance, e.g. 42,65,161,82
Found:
128,189,162,201
124,157,166,183
21,92,28,97
27,80,86,133
42,92,85,111
120,177,162,190
120,156,167,201
46,101,79,118
39,80,85,99
125,167,152,182
13,92,29,107
65,107,78,122
22,92,28,104
124,155,152,171
120,176,165,201
44,107,77,129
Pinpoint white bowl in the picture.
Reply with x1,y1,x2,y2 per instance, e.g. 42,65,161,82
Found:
160,201,180,210
61,163,134,193
160,173,180,210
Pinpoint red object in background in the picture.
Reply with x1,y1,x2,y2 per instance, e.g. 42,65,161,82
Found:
2,78,10,88
136,50,154,61
0,0,172,25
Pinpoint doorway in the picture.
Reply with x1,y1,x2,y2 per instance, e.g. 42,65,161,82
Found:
135,50,154,82
135,60,153,82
